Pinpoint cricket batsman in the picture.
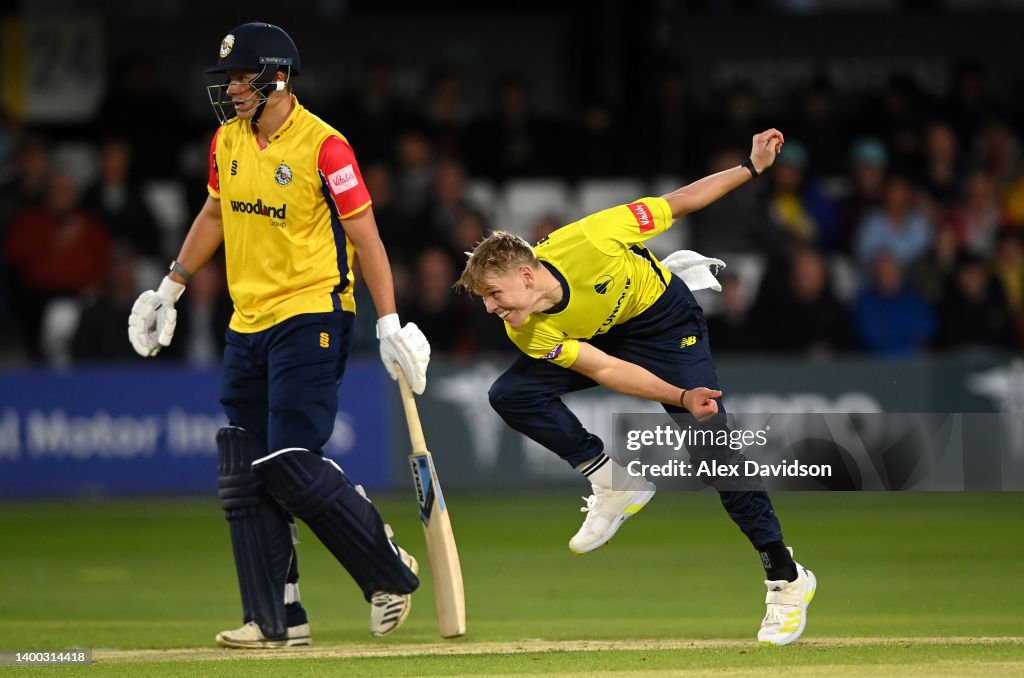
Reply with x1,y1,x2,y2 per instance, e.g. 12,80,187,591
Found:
128,22,428,646
458,129,817,646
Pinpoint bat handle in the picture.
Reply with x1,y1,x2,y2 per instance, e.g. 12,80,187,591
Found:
395,362,413,399
394,363,428,451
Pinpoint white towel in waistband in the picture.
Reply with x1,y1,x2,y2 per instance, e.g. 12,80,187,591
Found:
659,250,727,292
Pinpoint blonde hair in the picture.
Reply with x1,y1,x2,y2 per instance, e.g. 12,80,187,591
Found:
456,231,538,295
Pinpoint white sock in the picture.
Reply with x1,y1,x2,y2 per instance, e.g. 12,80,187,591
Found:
576,453,630,489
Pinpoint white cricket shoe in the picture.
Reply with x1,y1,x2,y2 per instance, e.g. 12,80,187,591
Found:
370,546,419,637
215,621,311,649
758,550,816,646
569,477,656,554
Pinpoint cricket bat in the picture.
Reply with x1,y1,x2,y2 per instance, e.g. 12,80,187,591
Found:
396,368,467,638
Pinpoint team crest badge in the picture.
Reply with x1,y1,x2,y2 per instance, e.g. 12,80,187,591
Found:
274,163,293,186
219,34,235,59
594,275,614,294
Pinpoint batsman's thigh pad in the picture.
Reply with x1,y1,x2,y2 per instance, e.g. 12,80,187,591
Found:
217,426,295,640
252,447,419,600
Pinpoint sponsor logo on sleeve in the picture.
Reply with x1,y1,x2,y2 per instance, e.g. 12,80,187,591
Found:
328,164,359,194
541,344,564,361
628,201,654,233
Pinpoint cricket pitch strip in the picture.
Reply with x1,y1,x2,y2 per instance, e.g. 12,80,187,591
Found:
94,635,1023,664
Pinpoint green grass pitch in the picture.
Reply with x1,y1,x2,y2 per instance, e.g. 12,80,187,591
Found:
1,491,1021,676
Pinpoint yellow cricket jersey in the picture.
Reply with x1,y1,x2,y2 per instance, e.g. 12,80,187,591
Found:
507,197,675,368
208,96,372,332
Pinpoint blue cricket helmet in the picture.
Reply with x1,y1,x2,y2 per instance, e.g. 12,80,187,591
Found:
205,22,300,125
206,22,300,75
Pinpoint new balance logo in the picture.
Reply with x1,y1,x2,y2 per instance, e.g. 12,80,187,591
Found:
229,198,287,220
680,335,697,347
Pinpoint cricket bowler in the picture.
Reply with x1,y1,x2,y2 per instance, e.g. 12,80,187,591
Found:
458,129,817,646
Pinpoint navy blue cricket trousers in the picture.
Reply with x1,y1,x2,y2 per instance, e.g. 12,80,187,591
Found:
488,275,784,548
220,311,354,455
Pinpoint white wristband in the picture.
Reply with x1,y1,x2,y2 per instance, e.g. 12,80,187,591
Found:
376,313,400,338
158,276,186,302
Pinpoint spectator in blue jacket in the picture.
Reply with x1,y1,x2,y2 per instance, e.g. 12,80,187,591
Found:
855,174,934,269
854,252,936,355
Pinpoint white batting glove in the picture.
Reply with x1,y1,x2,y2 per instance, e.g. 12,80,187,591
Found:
660,250,726,292
377,313,430,394
128,277,185,357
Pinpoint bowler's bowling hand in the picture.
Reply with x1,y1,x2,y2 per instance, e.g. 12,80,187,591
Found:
749,128,785,174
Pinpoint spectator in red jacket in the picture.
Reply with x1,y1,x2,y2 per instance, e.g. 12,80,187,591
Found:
4,169,112,361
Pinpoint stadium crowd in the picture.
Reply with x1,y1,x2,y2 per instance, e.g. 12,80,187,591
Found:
1,57,1023,367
